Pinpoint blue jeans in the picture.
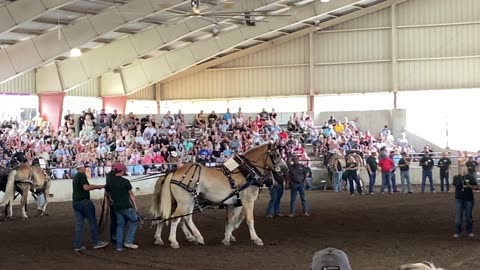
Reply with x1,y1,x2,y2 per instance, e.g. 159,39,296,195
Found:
422,170,434,192
390,170,398,192
334,171,343,192
73,200,100,249
368,173,376,193
347,173,362,195
380,172,391,193
440,171,450,192
290,183,308,215
400,170,411,193
110,205,117,242
305,177,313,190
266,184,284,216
455,199,474,234
116,208,138,250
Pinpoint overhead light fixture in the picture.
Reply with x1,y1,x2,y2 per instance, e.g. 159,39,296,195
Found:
320,0,330,2
212,24,220,39
70,48,82,57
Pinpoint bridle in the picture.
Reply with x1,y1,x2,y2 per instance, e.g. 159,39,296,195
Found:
238,143,288,187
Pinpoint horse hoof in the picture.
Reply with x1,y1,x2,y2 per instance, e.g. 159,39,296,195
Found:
154,239,164,246
186,237,197,243
196,239,205,246
221,239,231,246
253,238,264,246
170,242,180,249
230,235,237,242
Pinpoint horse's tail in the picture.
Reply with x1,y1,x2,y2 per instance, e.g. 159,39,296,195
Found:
150,174,167,218
1,170,16,206
160,173,174,220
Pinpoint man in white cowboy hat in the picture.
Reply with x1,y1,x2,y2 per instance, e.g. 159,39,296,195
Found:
311,247,352,270
72,162,108,252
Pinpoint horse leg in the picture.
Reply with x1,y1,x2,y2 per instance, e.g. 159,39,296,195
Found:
153,222,164,245
231,207,246,242
21,191,28,219
222,206,242,246
180,218,198,244
168,217,182,249
183,210,204,245
243,199,263,246
39,183,50,216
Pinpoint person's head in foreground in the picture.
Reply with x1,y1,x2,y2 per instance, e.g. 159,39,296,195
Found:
398,262,445,270
311,248,352,270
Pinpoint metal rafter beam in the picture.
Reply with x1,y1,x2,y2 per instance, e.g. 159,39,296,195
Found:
165,0,407,83
0,0,191,84
0,0,77,34
36,0,285,90
117,0,374,94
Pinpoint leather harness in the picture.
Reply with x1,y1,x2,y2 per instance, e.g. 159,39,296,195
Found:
169,147,278,212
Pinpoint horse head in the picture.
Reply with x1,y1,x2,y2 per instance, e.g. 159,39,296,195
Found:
243,142,289,176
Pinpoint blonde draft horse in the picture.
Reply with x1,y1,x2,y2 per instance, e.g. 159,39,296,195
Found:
398,262,445,270
0,164,49,219
327,152,346,189
151,143,288,248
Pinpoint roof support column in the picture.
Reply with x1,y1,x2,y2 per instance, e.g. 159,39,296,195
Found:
102,96,127,114
391,3,399,109
38,92,65,131
307,31,315,117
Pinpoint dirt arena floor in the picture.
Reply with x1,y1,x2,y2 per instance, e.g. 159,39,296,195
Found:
1,188,480,270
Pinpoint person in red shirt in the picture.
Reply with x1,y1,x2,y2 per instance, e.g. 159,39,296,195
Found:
378,156,394,194
253,115,264,133
278,130,289,141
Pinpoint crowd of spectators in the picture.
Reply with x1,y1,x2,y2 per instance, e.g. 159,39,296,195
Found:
0,107,319,179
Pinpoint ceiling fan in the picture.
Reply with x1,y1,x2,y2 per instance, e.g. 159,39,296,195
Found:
164,0,291,25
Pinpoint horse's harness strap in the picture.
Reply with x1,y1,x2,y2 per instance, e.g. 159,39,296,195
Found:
220,166,242,207
232,154,265,187
170,165,204,212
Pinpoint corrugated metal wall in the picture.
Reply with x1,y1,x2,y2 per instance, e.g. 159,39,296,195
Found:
396,0,480,91
0,70,36,94
128,84,155,100
162,0,480,99
216,36,309,68
66,78,99,97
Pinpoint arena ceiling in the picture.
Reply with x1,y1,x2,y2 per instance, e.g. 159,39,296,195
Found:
0,0,405,95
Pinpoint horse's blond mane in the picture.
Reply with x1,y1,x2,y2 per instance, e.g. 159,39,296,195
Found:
398,262,445,270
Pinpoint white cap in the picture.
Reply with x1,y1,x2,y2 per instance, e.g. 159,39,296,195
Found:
311,248,352,270
76,162,85,169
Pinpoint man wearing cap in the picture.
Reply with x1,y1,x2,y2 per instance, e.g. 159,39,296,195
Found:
311,247,352,270
104,163,139,251
287,155,309,217
72,162,108,252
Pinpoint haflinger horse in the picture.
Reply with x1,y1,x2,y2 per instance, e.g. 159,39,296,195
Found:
0,163,49,219
397,262,445,270
150,142,289,248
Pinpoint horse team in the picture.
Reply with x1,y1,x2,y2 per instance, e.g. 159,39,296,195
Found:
0,143,287,248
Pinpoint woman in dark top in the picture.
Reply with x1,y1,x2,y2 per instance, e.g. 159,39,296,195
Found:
453,170,479,238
